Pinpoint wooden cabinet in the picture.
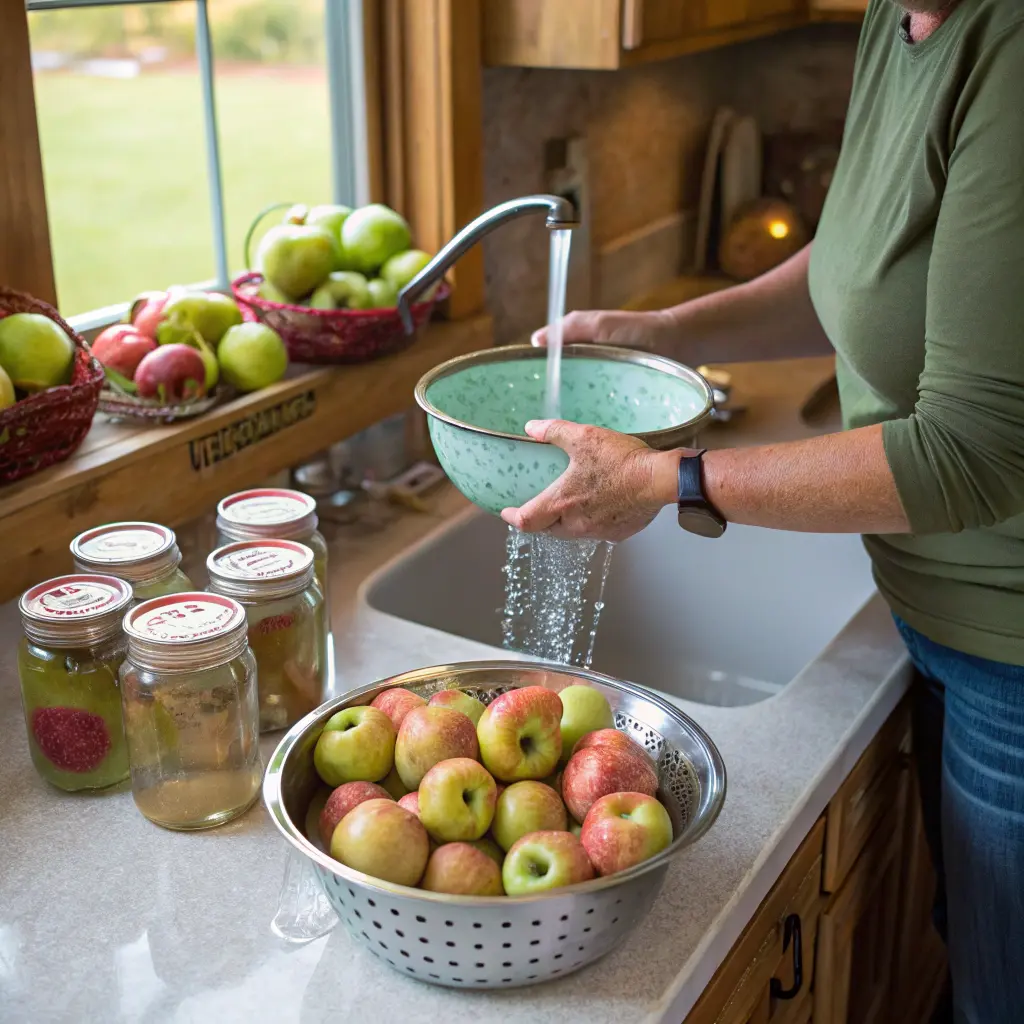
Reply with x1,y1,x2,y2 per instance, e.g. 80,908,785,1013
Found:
809,0,868,19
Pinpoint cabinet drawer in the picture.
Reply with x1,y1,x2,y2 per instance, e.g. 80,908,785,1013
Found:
823,704,910,893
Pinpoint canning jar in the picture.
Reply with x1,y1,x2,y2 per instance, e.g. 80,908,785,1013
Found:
120,592,262,830
17,574,134,791
206,539,327,732
71,522,193,603
215,489,330,633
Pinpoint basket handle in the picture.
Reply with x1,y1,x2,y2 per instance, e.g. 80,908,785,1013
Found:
243,202,301,272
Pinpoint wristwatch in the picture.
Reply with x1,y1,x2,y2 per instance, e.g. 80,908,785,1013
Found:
677,450,727,538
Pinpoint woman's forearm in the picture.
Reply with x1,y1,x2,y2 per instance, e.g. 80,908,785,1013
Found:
650,424,911,534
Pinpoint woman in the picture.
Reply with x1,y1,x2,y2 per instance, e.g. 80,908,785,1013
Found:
507,2,1024,1022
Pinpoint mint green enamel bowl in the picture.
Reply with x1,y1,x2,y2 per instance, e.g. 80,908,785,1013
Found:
415,345,715,515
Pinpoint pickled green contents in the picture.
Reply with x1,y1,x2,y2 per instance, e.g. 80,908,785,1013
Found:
132,567,195,604
18,638,129,791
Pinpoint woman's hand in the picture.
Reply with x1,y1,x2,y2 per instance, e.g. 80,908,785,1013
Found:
500,420,678,544
531,309,676,351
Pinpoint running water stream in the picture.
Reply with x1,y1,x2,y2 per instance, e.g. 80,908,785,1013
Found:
543,228,573,420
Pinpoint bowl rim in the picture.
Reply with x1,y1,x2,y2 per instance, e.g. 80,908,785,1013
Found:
413,344,715,445
262,659,727,907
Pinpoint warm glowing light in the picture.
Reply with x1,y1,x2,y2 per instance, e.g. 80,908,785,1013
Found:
768,219,790,240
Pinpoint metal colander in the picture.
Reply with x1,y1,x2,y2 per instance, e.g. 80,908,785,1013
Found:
263,661,726,990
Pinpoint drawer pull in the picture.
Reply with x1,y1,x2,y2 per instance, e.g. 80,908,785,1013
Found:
770,914,803,1001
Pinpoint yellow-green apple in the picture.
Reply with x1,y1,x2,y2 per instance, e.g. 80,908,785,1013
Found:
581,792,673,876
477,686,563,782
395,705,479,790
155,291,242,347
571,727,654,766
558,685,614,763
421,842,503,896
366,278,398,308
371,687,426,731
0,313,75,391
492,780,568,852
428,689,486,725
570,819,582,838
92,324,156,380
318,781,392,847
561,746,659,823
419,757,497,842
309,271,370,310
502,830,594,895
257,223,339,300
381,249,434,293
341,204,411,274
330,799,428,886
313,705,396,787
306,204,353,266
217,323,288,392
397,791,420,817
380,765,410,800
466,836,504,866
0,366,14,410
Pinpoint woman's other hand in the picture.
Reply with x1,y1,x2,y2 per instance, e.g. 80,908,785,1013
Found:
531,309,676,351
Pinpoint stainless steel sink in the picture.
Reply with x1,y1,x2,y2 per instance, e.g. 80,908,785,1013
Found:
361,507,875,707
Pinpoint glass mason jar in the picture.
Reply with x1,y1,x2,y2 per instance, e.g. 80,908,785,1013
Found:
120,592,262,830
215,489,330,636
71,522,193,603
206,539,327,733
17,574,134,791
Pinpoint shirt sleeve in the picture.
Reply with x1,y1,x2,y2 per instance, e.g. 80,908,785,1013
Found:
882,24,1024,534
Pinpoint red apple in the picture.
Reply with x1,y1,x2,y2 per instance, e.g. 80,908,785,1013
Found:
371,686,427,730
330,798,428,886
561,746,659,823
501,830,594,895
134,344,207,402
419,757,497,842
581,792,673,876
394,705,479,790
571,727,654,766
421,841,504,896
398,791,420,817
91,324,156,380
477,686,563,782
318,781,392,848
492,780,568,851
428,689,486,725
130,288,183,340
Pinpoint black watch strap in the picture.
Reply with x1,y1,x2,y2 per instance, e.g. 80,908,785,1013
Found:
677,450,727,538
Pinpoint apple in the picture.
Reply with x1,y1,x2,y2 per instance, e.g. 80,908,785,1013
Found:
380,765,410,800
381,249,434,293
581,792,673,876
341,204,411,274
257,224,339,300
366,278,399,309
0,313,75,392
428,689,486,726
330,798,428,886
318,781,392,847
130,288,184,339
572,727,654,766
257,280,292,304
283,203,309,225
539,771,562,795
421,842,503,896
308,271,370,311
570,819,582,838
561,746,659,823
306,204,353,268
502,830,594,896
394,705,479,790
155,291,242,347
0,365,14,410
217,323,288,393
313,705,396,787
477,686,563,782
134,344,207,401
492,780,568,852
466,836,504,866
371,687,427,731
397,791,420,817
558,685,614,762
419,757,497,843
91,324,156,380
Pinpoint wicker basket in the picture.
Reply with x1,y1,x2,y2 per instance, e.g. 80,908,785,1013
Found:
97,385,228,424
0,288,104,485
232,272,449,365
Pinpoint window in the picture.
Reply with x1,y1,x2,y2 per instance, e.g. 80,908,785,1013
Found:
26,0,367,327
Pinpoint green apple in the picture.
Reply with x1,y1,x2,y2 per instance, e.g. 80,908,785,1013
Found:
156,291,242,347
428,689,486,725
318,780,392,848
366,278,399,309
0,365,15,409
257,280,292,304
313,705,396,787
308,271,371,311
306,204,354,268
477,685,563,782
394,705,479,790
381,249,434,293
570,819,582,838
467,836,504,866
419,756,497,843
379,765,410,800
421,841,504,896
257,223,339,300
558,685,614,763
0,313,75,392
492,780,568,852
196,342,219,392
580,792,673,876
283,203,309,225
502,830,594,895
217,323,288,393
341,204,411,274
330,798,429,886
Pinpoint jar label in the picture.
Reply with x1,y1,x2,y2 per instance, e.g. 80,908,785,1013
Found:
32,580,124,618
76,524,171,562
221,490,313,527
214,542,312,580
254,613,295,636
132,595,242,642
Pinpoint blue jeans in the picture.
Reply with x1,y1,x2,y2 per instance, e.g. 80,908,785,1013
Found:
895,618,1024,1024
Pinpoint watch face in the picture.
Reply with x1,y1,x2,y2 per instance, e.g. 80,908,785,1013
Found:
678,508,727,538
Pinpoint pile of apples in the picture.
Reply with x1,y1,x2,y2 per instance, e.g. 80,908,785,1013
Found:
0,313,78,411
93,289,288,402
312,684,673,897
255,202,435,311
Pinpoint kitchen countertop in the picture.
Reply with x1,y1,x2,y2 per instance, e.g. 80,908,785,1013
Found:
0,356,910,1024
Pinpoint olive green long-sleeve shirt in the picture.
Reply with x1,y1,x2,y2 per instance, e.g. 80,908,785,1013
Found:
809,0,1024,664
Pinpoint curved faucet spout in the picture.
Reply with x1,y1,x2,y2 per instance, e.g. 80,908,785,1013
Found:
397,194,578,333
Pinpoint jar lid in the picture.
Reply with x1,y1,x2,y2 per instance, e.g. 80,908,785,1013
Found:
216,489,318,542
71,522,182,585
19,574,133,648
124,592,248,671
206,540,315,601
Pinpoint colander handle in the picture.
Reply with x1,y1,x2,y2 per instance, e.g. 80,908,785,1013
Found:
769,914,803,1001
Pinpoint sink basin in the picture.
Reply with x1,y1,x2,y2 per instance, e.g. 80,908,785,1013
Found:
362,508,876,707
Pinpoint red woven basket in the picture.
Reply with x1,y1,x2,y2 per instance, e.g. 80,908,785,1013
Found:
0,288,104,485
231,272,449,365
